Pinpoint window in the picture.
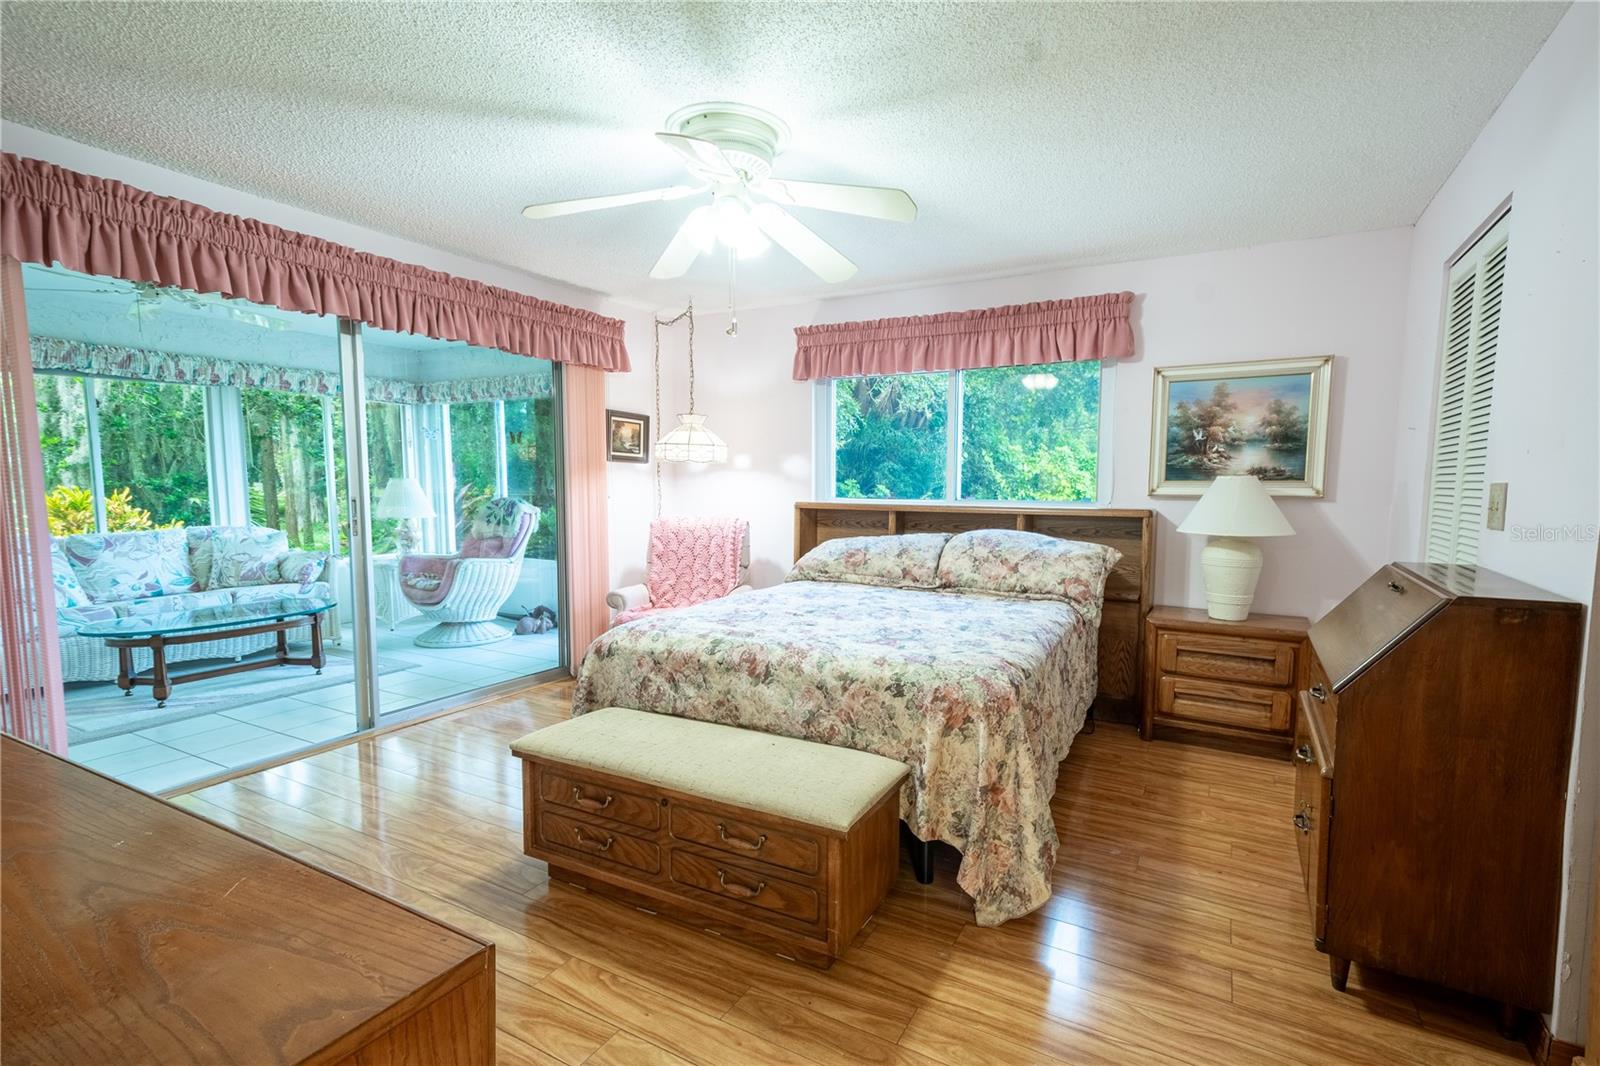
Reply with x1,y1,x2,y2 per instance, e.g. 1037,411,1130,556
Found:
243,389,340,551
1425,213,1508,565
449,401,501,542
38,374,211,533
826,362,1107,503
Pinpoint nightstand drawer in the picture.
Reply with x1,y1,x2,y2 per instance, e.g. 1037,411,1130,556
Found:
1157,676,1292,734
1157,631,1296,687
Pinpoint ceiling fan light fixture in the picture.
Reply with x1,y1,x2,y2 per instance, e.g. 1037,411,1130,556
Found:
655,413,728,464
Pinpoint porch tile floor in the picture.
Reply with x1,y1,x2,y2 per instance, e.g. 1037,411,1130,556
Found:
66,618,559,793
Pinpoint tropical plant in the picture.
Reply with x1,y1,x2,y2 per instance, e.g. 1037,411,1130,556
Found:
45,484,170,536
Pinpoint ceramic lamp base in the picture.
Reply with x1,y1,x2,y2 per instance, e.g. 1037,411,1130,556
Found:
1199,536,1264,621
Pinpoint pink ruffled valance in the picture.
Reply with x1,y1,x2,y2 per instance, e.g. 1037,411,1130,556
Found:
792,292,1134,381
0,153,630,372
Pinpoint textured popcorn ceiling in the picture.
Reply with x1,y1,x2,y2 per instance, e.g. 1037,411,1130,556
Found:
0,2,1567,309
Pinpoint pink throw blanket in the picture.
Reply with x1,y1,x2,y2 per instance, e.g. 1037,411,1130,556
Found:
614,515,747,626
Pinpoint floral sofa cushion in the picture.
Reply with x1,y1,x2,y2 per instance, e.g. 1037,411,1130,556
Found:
56,604,118,635
786,533,951,590
109,589,235,617
278,550,327,593
211,528,290,588
60,529,195,603
185,526,224,590
50,543,89,608
936,529,1122,623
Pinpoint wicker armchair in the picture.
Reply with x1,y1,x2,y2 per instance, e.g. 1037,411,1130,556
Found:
399,498,538,648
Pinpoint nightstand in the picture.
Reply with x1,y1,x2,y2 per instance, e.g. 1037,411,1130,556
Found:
1141,606,1310,749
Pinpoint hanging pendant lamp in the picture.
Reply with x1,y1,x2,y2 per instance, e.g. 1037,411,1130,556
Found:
653,298,728,465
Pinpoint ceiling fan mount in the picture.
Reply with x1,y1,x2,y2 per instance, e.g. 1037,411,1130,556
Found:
664,102,789,183
521,101,916,284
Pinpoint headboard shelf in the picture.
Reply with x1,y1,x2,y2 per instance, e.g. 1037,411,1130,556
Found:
794,502,1155,723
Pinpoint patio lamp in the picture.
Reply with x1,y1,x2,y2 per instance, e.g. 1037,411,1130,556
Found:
375,477,435,555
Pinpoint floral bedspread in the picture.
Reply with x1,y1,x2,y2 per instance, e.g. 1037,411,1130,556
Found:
571,580,1098,925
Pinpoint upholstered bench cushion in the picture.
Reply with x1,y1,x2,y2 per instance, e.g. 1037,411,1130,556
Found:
511,707,908,833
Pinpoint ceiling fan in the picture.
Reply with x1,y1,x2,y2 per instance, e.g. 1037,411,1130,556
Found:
521,102,916,284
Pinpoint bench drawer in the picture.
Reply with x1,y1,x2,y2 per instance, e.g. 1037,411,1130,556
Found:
541,768,661,831
1158,631,1296,687
669,804,821,877
538,809,660,875
1157,676,1292,734
668,849,821,926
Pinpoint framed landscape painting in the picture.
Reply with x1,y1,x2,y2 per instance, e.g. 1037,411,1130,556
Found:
1148,355,1332,497
605,410,649,463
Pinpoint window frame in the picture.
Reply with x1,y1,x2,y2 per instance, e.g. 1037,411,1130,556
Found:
813,361,1115,506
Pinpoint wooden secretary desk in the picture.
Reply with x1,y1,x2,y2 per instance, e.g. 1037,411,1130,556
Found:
1295,562,1583,1032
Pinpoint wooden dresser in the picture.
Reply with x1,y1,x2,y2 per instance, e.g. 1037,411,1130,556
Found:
1141,606,1310,749
0,737,494,1066
1296,563,1583,1028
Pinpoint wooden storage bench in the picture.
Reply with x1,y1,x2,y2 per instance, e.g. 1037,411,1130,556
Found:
511,707,908,968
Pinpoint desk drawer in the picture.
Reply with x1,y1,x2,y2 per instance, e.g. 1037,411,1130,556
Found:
541,768,661,831
668,849,821,927
670,804,822,877
1157,675,1292,734
538,809,661,876
1158,631,1296,687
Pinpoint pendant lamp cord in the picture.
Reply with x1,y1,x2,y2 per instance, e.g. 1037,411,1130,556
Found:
651,298,695,517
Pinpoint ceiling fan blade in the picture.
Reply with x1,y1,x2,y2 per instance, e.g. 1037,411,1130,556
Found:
760,179,916,223
751,204,857,284
649,211,710,279
655,133,739,180
523,185,702,220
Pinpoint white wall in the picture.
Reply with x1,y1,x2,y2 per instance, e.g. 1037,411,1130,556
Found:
1386,3,1599,1041
619,227,1415,620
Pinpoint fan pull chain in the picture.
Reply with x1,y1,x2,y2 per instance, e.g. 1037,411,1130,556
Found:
726,247,739,337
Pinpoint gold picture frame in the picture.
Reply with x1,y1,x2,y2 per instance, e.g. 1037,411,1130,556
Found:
1149,355,1332,498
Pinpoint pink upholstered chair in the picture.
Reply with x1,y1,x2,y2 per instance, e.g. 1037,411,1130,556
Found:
607,516,751,626
399,498,538,647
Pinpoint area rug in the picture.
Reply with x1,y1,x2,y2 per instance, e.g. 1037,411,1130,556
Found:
64,651,420,745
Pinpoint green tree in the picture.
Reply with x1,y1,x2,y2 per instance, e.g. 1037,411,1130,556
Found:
960,363,1100,502
833,374,947,499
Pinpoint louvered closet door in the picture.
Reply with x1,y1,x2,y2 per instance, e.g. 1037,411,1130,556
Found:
1425,214,1508,566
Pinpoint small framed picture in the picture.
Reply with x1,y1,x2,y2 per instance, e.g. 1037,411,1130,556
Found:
1149,355,1333,497
605,410,649,463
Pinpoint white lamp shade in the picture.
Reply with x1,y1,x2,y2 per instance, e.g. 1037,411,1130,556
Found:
374,476,436,520
656,413,729,464
1177,476,1295,538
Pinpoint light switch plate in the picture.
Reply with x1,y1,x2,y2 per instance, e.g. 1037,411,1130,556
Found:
1487,482,1508,531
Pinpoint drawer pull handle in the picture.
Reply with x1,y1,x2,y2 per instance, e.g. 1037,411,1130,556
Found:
716,823,767,851
1293,812,1312,834
1387,580,1405,594
715,869,766,899
570,787,614,812
1294,744,1315,765
1308,684,1327,702
574,828,614,852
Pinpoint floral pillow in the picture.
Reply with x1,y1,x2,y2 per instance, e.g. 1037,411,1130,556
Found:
936,529,1122,622
278,550,327,594
185,527,223,590
50,543,89,609
61,529,195,603
211,527,290,589
786,533,951,590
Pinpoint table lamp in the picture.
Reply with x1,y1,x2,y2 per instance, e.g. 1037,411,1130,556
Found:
375,476,435,555
1177,475,1295,621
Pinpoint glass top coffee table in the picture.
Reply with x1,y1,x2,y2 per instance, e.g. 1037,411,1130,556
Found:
78,597,335,707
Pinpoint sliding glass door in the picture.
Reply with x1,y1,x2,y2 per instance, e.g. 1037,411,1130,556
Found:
21,262,565,791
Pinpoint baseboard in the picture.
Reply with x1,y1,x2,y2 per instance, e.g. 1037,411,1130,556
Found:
1526,1014,1584,1066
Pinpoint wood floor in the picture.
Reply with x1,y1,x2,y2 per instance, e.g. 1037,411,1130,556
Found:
172,680,1536,1066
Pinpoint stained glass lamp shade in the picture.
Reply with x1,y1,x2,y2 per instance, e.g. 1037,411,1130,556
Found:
655,413,728,464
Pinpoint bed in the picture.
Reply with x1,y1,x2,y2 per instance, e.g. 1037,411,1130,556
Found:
573,503,1154,925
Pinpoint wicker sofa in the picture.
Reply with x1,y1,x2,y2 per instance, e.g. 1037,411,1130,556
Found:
53,525,333,684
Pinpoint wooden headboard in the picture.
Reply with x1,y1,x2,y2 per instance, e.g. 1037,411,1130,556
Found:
794,502,1154,723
